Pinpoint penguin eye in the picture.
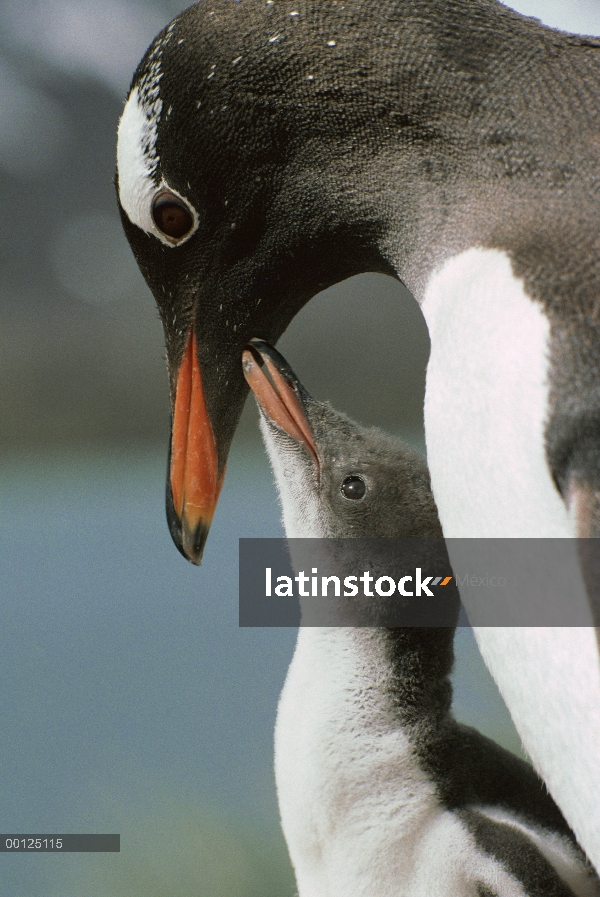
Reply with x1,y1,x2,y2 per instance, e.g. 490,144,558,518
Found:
341,476,366,500
152,191,195,241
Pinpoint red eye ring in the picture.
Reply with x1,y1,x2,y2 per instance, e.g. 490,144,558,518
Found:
152,190,195,242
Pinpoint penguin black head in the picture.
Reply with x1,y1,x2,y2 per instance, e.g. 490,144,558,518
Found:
116,0,600,561
242,339,442,540
116,1,406,562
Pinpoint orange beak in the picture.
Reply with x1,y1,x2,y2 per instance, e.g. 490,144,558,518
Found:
241,344,319,468
170,329,224,564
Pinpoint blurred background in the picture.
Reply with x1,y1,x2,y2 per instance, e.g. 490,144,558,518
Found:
0,1,598,894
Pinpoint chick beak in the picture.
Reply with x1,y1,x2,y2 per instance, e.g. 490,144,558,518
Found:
241,339,319,469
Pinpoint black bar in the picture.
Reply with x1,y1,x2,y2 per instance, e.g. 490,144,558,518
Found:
0,835,120,852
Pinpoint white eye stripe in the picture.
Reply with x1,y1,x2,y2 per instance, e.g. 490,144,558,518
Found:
117,87,159,233
117,86,198,247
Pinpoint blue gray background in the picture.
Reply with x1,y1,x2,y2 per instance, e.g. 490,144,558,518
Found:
0,2,597,894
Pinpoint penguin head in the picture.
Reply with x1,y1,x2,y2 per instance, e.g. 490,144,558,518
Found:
116,1,399,562
117,0,600,559
242,339,442,540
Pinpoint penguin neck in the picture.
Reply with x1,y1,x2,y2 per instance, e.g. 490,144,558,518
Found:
323,12,600,301
281,626,454,741
275,626,454,892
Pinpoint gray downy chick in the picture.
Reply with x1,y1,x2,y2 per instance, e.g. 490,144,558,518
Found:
243,339,599,897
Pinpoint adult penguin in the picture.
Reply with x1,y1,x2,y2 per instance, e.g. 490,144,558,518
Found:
116,0,600,873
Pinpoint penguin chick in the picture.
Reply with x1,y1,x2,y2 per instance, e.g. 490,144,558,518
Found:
243,339,599,897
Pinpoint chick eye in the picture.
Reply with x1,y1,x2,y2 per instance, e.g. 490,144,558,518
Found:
152,191,195,241
341,475,366,500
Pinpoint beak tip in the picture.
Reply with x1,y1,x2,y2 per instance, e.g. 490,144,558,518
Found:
166,493,210,566
181,517,211,566
241,349,256,375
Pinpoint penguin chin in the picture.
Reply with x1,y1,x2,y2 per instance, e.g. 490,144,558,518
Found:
259,416,326,539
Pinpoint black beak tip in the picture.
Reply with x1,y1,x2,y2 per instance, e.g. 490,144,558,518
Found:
247,338,290,372
166,489,188,562
166,478,209,566
247,337,313,404
184,520,210,566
